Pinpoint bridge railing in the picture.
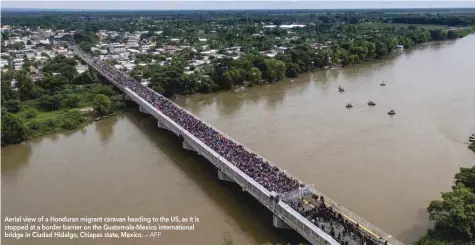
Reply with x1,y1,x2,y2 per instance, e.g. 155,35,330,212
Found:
276,202,339,245
311,190,405,245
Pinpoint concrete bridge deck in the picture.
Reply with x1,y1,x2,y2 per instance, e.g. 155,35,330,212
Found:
74,48,406,245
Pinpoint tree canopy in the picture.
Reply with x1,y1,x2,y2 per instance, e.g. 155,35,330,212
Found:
416,166,475,244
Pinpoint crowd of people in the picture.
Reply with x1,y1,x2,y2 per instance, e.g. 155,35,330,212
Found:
291,195,389,245
79,52,301,195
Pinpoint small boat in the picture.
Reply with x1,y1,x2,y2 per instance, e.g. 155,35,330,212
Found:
367,101,376,106
380,81,386,86
469,134,475,142
388,110,396,115
345,103,353,108
338,86,345,92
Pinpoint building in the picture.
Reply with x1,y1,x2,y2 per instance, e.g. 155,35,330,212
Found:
56,47,68,56
14,49,35,58
76,64,88,74
109,43,126,54
0,60,9,67
168,38,181,45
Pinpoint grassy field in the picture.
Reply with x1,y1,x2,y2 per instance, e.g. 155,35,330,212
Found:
358,22,447,30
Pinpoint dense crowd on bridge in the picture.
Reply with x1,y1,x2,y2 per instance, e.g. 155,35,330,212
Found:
77,50,391,245
292,195,389,245
77,51,300,195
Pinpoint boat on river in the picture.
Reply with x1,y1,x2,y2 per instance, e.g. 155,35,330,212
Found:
367,101,376,106
346,103,353,108
380,81,386,86
338,86,345,92
469,134,475,142
388,110,396,115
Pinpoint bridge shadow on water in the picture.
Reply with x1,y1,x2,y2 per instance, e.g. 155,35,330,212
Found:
125,107,306,245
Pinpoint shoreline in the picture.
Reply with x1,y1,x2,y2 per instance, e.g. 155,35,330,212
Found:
1,110,125,148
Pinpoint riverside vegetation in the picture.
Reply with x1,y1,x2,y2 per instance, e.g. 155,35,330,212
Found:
1,55,126,146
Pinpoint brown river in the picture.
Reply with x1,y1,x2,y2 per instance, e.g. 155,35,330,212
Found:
2,34,475,245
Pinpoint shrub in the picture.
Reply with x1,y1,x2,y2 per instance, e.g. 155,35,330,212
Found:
5,99,22,113
28,121,41,131
22,108,39,119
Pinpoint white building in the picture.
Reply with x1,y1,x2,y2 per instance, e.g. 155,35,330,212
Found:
14,49,35,58
109,43,126,54
0,60,9,67
76,64,88,74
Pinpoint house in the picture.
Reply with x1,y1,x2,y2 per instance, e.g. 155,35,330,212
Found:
0,60,8,67
56,47,68,56
280,24,306,29
168,38,181,45
28,66,38,73
276,46,288,52
266,53,277,58
109,43,126,54
14,49,35,58
201,49,218,55
10,79,18,90
76,64,88,74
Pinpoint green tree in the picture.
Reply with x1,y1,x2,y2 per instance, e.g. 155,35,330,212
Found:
1,76,18,104
416,166,475,244
38,75,68,94
39,94,63,111
72,70,97,85
455,166,475,192
4,99,22,113
430,29,448,41
17,74,41,101
1,108,29,146
92,94,111,114
427,184,475,241
64,94,82,108
265,59,285,82
248,67,262,84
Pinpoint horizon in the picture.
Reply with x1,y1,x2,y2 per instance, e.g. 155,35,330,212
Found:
2,1,475,11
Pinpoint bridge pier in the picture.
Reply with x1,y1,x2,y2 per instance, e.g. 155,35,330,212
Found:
157,121,168,130
217,170,234,182
273,215,291,229
139,106,149,114
182,140,197,152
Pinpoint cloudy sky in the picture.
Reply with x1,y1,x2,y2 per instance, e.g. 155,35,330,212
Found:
2,0,475,10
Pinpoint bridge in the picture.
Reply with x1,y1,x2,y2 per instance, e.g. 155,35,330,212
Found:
74,47,406,245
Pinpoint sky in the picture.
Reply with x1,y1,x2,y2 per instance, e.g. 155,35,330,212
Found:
1,0,475,10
